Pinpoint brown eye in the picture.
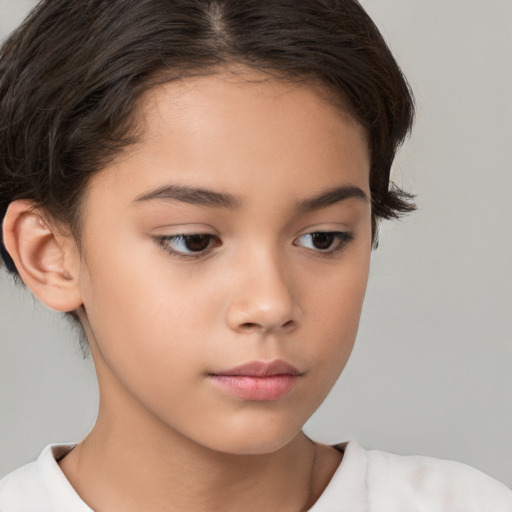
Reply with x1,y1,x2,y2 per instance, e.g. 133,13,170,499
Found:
156,234,221,257
294,231,354,254
183,234,213,252
310,232,335,250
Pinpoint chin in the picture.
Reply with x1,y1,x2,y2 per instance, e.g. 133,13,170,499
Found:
208,436,296,456
193,415,305,456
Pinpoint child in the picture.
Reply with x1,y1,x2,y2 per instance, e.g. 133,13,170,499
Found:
0,0,510,510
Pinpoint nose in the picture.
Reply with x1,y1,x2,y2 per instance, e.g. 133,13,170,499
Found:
225,249,301,335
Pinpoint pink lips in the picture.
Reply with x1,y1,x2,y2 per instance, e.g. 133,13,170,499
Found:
208,360,302,401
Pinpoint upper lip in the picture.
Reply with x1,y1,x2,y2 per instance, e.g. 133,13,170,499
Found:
211,360,302,377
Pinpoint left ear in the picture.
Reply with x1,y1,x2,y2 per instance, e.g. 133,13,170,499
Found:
2,200,83,312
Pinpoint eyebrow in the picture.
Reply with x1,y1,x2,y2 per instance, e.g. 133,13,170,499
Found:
132,184,241,209
132,183,367,211
297,185,368,212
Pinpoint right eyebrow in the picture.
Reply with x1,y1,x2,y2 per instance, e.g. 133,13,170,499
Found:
131,184,242,209
296,184,368,212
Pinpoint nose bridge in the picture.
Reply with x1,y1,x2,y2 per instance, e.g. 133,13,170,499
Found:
226,240,299,334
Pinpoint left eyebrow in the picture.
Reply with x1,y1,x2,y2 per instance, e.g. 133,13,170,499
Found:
297,185,368,212
131,184,241,209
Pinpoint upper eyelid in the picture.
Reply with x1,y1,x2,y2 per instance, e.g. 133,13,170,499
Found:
294,231,353,245
158,233,220,244
155,234,221,259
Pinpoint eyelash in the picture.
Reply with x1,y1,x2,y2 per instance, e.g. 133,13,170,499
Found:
293,232,354,255
155,234,221,260
154,231,354,260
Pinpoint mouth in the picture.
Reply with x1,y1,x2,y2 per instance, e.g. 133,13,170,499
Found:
207,360,303,401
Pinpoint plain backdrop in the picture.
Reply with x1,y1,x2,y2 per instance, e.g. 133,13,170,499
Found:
1,0,511,487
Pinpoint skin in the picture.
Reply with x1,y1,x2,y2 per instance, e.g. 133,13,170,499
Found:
4,67,372,511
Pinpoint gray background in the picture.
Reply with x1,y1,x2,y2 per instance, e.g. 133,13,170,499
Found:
1,0,511,486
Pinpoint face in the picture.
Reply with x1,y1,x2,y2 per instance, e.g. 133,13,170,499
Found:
75,69,372,455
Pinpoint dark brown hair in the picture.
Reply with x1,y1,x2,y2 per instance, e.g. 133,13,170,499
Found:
0,0,415,340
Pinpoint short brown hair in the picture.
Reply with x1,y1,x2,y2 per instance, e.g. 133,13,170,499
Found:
0,0,415,328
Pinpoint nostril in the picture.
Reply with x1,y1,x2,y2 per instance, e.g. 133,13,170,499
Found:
241,322,259,330
238,320,296,332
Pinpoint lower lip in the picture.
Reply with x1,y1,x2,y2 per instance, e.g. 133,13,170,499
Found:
209,375,299,401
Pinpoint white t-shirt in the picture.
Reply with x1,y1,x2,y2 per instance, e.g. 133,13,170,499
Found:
0,440,510,511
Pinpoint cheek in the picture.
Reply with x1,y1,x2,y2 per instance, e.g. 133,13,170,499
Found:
304,250,370,376
310,245,369,326
78,229,228,391
79,257,212,431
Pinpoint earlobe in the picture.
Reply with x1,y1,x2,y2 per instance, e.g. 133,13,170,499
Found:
2,200,83,312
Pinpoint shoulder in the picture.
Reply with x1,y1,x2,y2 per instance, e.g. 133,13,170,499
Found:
0,459,53,512
362,441,512,511
0,443,89,512
312,441,512,512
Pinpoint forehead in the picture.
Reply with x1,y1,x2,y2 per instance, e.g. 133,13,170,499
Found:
84,69,370,211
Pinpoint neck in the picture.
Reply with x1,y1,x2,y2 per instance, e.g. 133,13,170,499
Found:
60,401,321,512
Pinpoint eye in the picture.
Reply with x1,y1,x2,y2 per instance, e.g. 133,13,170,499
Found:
294,231,353,254
155,234,221,258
